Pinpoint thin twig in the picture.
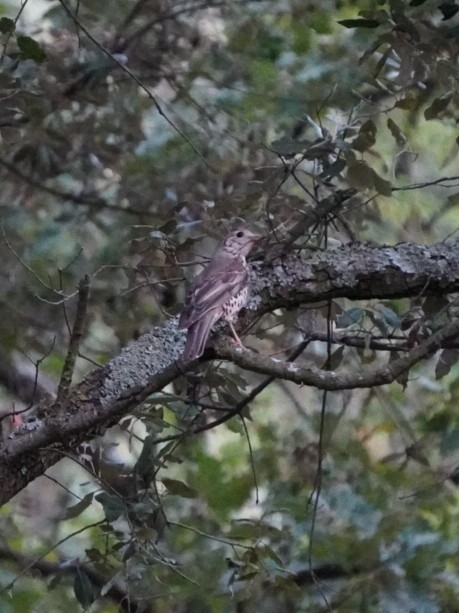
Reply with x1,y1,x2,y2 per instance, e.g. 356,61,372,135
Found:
56,276,91,403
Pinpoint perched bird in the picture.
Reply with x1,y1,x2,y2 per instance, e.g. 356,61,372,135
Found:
179,228,261,360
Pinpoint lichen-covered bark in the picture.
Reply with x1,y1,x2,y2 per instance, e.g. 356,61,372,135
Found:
0,238,459,505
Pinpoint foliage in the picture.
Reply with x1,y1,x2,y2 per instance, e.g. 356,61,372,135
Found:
1,0,459,611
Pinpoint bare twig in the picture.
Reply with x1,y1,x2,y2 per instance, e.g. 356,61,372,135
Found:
56,276,91,403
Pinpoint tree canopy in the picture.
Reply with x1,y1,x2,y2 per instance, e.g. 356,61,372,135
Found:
2,0,459,611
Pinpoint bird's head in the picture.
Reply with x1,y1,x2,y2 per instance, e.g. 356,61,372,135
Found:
223,228,261,257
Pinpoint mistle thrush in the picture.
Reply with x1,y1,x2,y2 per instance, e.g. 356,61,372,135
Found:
179,228,261,360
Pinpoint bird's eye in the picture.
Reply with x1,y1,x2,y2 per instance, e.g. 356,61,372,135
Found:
236,231,244,238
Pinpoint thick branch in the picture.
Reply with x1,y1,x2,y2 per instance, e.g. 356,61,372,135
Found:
0,238,458,505
252,237,459,311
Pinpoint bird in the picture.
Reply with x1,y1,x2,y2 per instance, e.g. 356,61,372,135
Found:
179,228,261,360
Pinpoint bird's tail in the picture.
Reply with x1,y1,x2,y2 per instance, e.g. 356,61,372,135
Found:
182,315,216,360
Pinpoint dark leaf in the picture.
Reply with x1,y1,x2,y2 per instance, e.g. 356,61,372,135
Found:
135,433,156,484
320,158,346,180
395,96,419,111
325,345,345,370
351,120,377,152
0,17,15,34
372,169,392,196
439,2,459,20
95,493,124,522
436,348,459,379
17,35,47,63
422,295,450,319
424,92,453,120
387,118,406,147
74,570,96,609
338,19,381,28
390,351,409,389
62,492,94,519
162,477,198,498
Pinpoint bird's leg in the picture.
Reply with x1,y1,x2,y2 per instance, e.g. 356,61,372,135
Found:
227,321,245,348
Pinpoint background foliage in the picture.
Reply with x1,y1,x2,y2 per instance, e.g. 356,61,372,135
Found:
1,0,459,611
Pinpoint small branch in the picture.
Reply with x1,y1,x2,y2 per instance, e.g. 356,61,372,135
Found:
0,155,150,216
213,319,459,391
0,547,144,613
56,276,91,403
57,0,213,170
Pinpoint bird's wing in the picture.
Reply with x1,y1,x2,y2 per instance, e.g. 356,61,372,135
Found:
179,261,248,329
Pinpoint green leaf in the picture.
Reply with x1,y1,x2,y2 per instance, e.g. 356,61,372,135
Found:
17,35,46,63
62,492,94,520
74,569,96,609
162,477,198,498
372,169,392,196
347,160,375,190
95,493,124,522
0,17,15,34
424,92,453,120
338,19,381,28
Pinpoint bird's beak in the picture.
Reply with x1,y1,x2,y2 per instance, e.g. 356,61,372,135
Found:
249,234,262,243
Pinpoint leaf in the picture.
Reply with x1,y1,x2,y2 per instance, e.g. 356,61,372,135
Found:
0,18,15,34
378,306,401,328
347,160,375,190
351,120,377,152
422,295,450,319
320,158,346,180
95,493,124,522
73,569,96,609
395,96,418,111
17,35,47,63
325,346,345,370
435,349,459,379
338,19,381,28
439,2,459,20
162,478,198,498
389,351,409,389
336,307,364,328
387,118,406,147
424,92,453,120
270,137,310,156
62,492,94,519
372,169,392,196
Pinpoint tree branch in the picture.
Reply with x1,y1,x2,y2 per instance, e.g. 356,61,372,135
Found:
0,238,458,505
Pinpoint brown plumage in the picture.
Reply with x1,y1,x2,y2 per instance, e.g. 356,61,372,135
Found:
179,228,260,360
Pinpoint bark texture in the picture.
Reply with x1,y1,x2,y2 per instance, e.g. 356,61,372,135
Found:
1,238,458,505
